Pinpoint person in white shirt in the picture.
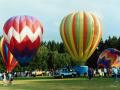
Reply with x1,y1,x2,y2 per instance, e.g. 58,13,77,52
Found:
112,67,118,80
3,72,8,86
98,69,102,77
93,69,96,77
104,68,107,77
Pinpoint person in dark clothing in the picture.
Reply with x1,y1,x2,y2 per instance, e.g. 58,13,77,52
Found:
88,67,93,80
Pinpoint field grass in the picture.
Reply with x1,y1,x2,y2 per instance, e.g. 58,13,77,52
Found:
0,77,120,90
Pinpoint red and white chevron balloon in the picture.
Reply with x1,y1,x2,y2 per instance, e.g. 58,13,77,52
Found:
3,15,43,65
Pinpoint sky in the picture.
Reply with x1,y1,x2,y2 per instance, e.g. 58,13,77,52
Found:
0,0,120,42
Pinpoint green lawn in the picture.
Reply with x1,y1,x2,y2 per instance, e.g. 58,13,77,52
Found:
0,77,120,90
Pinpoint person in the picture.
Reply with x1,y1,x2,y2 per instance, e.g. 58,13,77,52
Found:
0,72,3,80
101,68,104,77
8,73,13,85
112,67,118,81
93,69,96,77
104,68,107,77
88,67,93,80
107,68,111,77
98,68,102,77
14,72,17,77
3,72,8,86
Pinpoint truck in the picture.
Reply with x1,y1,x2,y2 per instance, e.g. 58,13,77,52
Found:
53,68,77,78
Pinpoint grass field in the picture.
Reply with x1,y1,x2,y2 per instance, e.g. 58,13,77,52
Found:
0,77,120,90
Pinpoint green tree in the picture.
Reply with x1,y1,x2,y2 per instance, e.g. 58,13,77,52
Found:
30,45,49,70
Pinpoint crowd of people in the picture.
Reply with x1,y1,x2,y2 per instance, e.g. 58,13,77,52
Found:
87,66,120,80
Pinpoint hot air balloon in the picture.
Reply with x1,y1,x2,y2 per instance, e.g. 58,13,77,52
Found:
60,12,102,65
3,16,43,66
98,48,120,68
0,38,18,73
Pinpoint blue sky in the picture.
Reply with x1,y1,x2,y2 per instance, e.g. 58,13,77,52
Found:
0,0,120,42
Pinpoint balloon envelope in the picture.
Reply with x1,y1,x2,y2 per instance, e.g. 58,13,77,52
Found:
3,16,43,66
60,12,102,65
0,38,18,73
98,48,120,68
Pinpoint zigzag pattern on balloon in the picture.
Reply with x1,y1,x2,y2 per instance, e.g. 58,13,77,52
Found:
99,51,117,62
2,16,43,66
3,16,43,34
3,26,43,44
98,48,120,68
7,36,41,52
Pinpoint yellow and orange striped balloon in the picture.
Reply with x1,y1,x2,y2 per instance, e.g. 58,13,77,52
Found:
60,12,102,65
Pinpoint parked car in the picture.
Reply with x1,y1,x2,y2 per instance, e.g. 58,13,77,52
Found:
31,70,44,77
54,68,77,78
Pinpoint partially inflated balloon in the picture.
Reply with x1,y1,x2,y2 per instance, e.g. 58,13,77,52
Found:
3,16,43,66
0,38,18,73
60,12,102,65
98,48,120,68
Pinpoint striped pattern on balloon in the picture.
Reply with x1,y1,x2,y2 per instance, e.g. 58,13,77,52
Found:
60,12,102,65
0,38,18,73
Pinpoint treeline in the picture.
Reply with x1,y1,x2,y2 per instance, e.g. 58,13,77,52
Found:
0,36,120,72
